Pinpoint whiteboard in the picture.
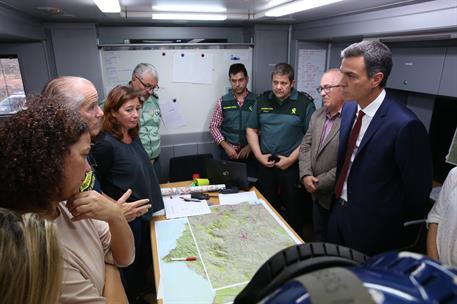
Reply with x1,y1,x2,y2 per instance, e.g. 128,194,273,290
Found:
100,48,252,135
296,49,327,109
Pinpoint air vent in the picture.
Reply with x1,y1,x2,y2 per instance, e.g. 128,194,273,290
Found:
36,6,64,16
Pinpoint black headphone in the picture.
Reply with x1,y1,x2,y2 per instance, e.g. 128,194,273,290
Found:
234,242,369,304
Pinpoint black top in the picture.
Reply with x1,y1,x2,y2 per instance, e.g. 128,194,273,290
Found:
91,132,164,220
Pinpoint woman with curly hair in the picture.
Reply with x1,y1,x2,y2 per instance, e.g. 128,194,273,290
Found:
0,97,90,212
91,85,164,303
0,96,135,303
0,208,62,304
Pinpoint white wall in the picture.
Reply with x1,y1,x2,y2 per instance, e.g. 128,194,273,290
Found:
46,23,104,97
293,0,457,40
0,4,43,40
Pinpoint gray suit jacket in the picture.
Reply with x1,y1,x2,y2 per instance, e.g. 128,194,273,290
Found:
299,107,341,210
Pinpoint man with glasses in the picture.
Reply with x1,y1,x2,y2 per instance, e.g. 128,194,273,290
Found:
42,76,151,220
130,63,162,179
299,69,345,241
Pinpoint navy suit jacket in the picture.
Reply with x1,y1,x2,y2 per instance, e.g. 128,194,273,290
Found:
328,94,432,255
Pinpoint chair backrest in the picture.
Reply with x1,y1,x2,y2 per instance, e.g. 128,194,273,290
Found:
399,198,435,254
401,219,427,254
169,153,213,182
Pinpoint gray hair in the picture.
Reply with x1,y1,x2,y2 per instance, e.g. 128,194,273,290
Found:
132,63,159,81
41,76,93,111
324,68,343,79
272,63,294,82
341,40,392,87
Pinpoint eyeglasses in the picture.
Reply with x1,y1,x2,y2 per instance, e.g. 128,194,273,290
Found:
316,85,343,94
136,76,159,91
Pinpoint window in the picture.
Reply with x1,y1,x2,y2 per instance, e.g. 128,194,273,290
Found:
0,55,26,115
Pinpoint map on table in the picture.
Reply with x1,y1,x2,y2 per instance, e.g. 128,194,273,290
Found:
155,200,301,304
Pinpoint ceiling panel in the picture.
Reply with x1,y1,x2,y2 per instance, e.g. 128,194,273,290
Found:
0,0,433,24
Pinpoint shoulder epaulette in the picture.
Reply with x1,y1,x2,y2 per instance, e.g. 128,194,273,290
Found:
299,91,314,101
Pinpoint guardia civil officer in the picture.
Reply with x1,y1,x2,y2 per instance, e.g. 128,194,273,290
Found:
247,63,315,236
209,63,258,176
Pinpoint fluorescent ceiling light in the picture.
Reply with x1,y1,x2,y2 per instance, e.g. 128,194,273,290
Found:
93,0,120,13
152,4,226,13
265,0,292,9
152,13,227,21
265,0,343,17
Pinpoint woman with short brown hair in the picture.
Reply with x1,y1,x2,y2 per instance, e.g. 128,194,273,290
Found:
92,85,164,303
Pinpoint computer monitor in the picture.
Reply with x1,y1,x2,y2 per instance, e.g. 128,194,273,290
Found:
205,159,250,190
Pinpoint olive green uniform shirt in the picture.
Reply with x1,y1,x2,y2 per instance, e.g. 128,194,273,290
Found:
247,88,315,156
139,94,161,159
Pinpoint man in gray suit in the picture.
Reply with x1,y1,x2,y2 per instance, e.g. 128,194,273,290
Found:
299,69,345,241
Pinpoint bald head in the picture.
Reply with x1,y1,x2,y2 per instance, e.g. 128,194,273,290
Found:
42,76,103,138
42,77,94,110
319,68,345,115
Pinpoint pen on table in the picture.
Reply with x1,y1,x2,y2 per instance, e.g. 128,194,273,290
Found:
171,257,197,261
179,197,201,202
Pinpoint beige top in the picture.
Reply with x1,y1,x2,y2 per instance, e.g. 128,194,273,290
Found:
56,202,115,303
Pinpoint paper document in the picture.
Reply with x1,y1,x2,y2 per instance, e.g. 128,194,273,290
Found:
297,49,326,109
164,194,211,219
219,191,258,205
172,52,214,84
156,279,163,300
159,98,187,131
152,209,165,217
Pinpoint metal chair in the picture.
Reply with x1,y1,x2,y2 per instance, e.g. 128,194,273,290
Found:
398,198,436,254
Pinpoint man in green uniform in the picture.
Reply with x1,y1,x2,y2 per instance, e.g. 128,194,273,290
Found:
130,63,162,179
247,63,315,236
209,63,257,176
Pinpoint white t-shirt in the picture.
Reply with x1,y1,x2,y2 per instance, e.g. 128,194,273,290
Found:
427,167,457,267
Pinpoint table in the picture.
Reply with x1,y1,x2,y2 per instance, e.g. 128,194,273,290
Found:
150,181,303,303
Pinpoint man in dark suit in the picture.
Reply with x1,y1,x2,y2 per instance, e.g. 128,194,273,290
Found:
328,41,432,255
299,69,345,241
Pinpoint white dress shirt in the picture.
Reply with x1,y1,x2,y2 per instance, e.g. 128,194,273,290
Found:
341,89,386,201
427,167,457,267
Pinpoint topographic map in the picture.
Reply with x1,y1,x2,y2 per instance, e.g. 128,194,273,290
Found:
155,201,300,304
